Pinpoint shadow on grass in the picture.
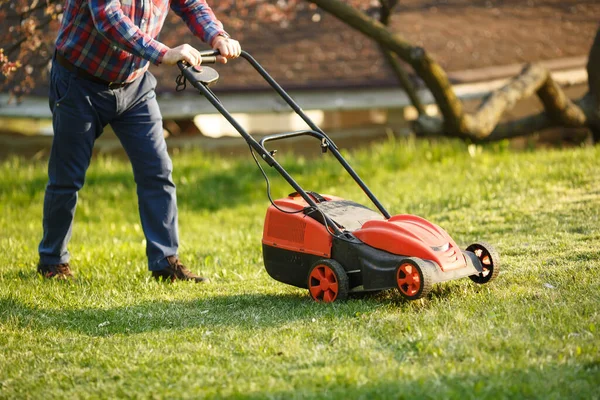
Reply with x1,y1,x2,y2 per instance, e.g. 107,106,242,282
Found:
0,289,417,338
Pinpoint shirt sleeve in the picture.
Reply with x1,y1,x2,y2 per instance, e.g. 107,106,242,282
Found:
87,0,169,65
170,0,228,46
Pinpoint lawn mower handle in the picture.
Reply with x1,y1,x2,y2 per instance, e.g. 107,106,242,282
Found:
259,130,329,152
175,50,219,68
177,50,392,221
198,49,219,64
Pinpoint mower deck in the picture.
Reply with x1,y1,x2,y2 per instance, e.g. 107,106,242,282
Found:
262,193,487,297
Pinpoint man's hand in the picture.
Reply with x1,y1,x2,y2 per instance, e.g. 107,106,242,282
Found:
162,44,204,66
211,36,241,64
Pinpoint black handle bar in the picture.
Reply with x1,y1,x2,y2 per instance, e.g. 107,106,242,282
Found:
259,130,325,147
176,50,392,221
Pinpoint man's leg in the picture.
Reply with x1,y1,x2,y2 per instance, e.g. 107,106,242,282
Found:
110,72,179,272
38,62,105,268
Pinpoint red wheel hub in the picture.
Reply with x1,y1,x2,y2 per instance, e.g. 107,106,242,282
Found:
309,265,339,302
474,248,492,277
397,263,421,296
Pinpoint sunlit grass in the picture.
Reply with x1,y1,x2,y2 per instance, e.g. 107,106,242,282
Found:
1,138,599,398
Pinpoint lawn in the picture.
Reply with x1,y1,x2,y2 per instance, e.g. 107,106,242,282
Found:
0,137,598,399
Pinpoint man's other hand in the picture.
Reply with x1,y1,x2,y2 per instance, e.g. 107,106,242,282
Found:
211,36,241,64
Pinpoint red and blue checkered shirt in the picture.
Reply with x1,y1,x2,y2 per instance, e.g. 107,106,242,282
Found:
55,0,227,83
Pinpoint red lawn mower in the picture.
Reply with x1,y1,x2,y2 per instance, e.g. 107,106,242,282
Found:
177,51,500,302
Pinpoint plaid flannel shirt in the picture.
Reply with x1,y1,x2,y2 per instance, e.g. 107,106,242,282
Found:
55,0,227,83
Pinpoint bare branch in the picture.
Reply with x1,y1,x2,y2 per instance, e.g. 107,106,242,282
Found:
464,64,551,139
381,49,426,116
307,0,467,134
484,113,553,142
308,0,595,141
537,74,587,127
375,0,424,116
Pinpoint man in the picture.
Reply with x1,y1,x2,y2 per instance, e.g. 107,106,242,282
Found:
37,0,241,281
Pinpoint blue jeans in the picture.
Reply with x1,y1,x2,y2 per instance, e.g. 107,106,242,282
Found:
38,59,178,271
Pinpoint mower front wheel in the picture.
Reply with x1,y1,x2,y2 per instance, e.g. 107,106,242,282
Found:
307,259,349,303
467,242,500,284
396,258,433,300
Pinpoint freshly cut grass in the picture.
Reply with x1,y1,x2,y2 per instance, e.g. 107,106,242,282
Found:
1,137,599,399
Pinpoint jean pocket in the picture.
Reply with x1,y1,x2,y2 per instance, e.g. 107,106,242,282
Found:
50,65,75,109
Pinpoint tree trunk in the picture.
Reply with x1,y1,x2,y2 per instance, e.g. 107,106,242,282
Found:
380,48,426,116
376,0,425,116
586,29,600,143
308,0,472,136
308,0,596,142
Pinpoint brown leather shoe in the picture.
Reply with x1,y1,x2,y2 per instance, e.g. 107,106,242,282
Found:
37,263,74,280
152,256,208,283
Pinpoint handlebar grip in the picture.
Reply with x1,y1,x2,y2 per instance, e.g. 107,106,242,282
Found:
176,50,219,70
201,56,217,64
200,49,219,64
199,50,220,57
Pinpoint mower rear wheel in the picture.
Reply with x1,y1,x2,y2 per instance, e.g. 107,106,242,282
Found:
467,242,500,284
307,259,349,303
396,258,433,300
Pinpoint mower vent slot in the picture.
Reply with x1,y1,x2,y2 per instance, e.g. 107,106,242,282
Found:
267,213,306,244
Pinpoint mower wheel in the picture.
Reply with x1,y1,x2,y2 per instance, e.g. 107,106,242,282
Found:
467,242,500,284
396,258,433,300
307,259,349,303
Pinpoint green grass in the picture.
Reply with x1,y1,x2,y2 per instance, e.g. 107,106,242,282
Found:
1,137,599,399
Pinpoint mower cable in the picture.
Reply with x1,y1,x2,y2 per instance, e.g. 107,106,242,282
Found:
249,145,357,244
249,144,304,215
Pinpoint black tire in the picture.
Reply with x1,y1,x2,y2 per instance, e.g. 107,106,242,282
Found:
467,242,500,284
396,258,433,300
307,259,349,303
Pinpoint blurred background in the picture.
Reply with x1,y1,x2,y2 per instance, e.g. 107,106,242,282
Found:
0,0,598,157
